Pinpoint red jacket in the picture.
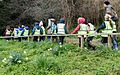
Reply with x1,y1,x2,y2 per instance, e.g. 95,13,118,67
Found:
71,25,80,34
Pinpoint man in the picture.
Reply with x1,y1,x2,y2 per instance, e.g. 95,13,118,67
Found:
103,1,118,50
104,0,118,22
96,15,118,50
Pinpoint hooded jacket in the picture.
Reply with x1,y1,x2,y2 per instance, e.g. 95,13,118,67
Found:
71,17,88,34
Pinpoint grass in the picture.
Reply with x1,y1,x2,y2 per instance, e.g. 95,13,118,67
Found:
0,39,120,75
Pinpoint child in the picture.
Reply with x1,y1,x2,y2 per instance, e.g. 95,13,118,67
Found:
32,22,40,42
39,21,46,41
87,20,96,50
57,18,68,45
71,17,88,47
51,19,58,43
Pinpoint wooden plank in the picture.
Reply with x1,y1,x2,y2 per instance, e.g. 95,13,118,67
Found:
81,35,84,49
28,36,30,42
0,33,120,39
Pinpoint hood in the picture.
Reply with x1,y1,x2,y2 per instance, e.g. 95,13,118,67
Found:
25,26,29,30
78,17,86,24
18,28,23,31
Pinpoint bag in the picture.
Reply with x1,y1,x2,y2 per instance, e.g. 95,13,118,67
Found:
111,16,118,22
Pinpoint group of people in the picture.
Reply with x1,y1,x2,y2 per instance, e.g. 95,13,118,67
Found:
5,18,68,45
4,1,119,50
71,0,119,50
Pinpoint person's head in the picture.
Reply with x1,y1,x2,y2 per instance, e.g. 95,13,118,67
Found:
60,18,65,23
104,1,110,7
51,19,55,22
22,25,24,28
77,17,86,24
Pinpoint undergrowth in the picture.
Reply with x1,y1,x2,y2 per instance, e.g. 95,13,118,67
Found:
0,40,120,75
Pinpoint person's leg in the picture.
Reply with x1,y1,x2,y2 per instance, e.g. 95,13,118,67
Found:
87,36,95,50
52,36,55,42
79,37,81,47
48,36,51,41
59,36,62,45
24,37,28,40
61,36,65,45
18,37,21,42
42,36,45,41
33,36,38,42
112,35,118,50
55,36,58,43
101,37,108,47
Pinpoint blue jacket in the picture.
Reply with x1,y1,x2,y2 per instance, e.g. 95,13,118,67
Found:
24,26,30,35
32,24,40,35
16,27,24,36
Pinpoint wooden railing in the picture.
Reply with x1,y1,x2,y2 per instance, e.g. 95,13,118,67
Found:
0,33,120,49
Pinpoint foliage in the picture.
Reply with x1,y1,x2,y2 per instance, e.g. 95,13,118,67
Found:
1,0,120,36
0,40,120,75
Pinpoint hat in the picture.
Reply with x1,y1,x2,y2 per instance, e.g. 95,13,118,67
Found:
77,17,86,24
104,0,110,5
60,18,65,23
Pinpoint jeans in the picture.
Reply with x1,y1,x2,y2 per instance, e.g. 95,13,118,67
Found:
112,34,118,49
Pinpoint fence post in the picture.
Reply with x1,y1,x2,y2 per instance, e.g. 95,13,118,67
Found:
81,35,84,49
108,34,112,49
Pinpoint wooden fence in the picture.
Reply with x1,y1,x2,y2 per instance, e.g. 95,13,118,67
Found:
0,33,120,49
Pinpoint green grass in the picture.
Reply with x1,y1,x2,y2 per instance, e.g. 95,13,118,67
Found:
0,40,120,75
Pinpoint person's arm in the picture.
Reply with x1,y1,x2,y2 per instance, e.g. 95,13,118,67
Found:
21,29,25,36
96,23,106,32
16,29,19,34
71,25,80,34
64,25,69,34
28,29,30,35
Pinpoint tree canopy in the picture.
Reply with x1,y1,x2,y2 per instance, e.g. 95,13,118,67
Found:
0,0,120,35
